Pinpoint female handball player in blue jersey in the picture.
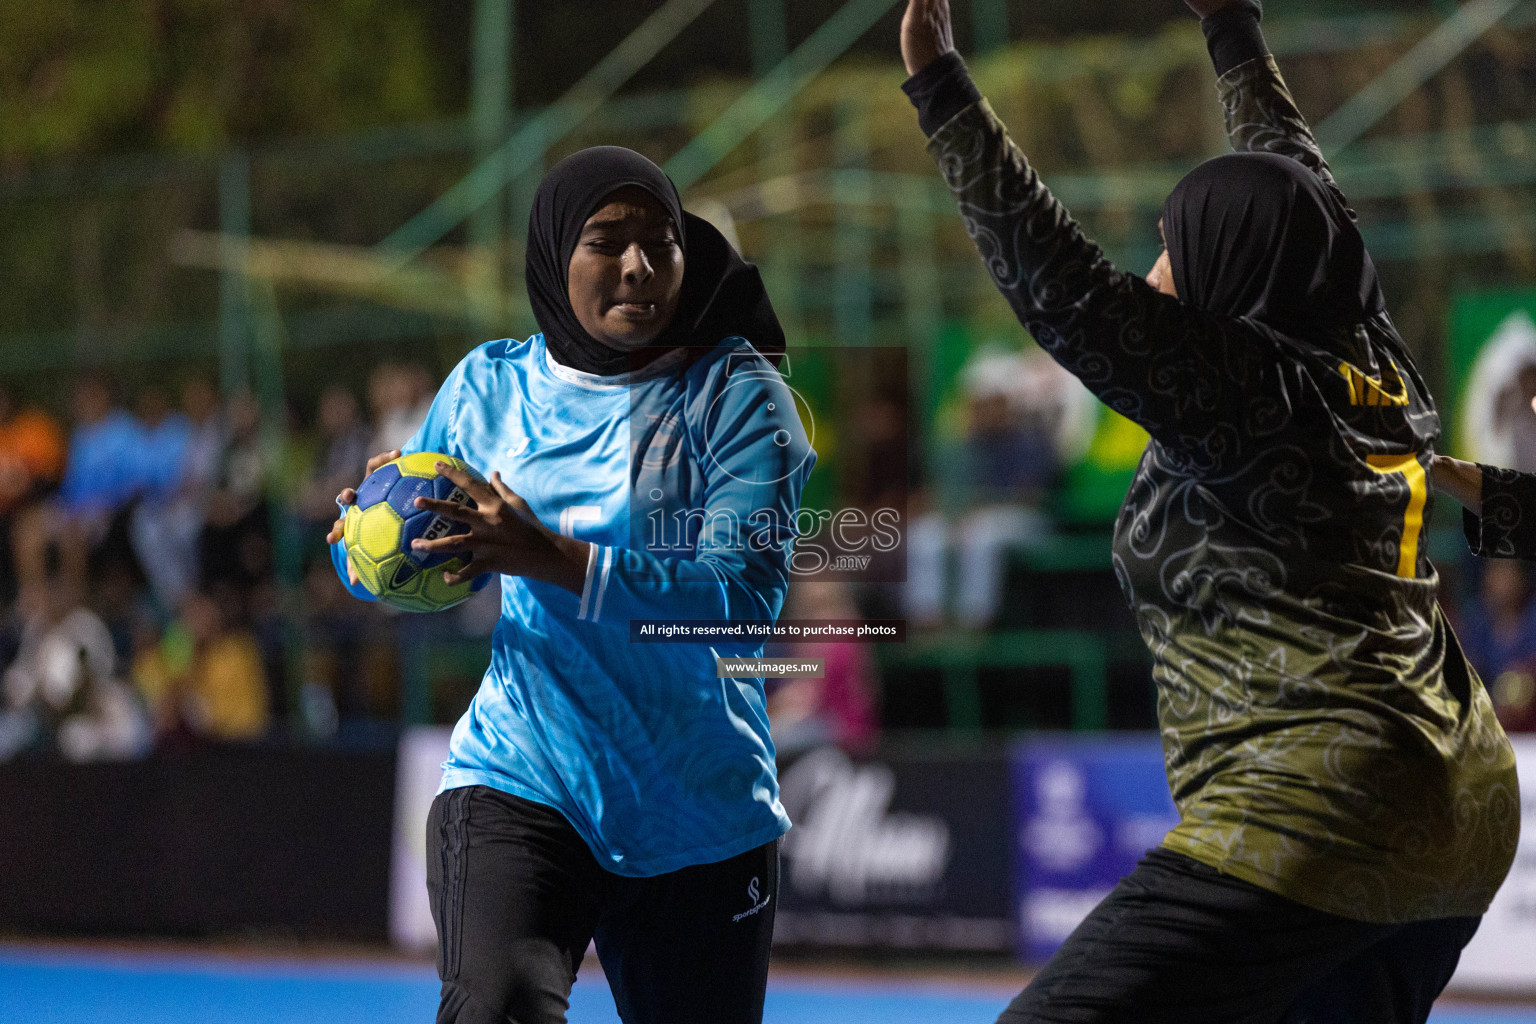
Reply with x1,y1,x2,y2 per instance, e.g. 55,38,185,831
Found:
327,147,814,1024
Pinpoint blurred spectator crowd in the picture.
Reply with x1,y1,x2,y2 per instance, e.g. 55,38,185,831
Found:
0,362,473,763
1,342,1531,766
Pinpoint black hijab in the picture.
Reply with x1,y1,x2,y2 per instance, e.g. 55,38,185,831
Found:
525,146,784,376
1161,151,1387,335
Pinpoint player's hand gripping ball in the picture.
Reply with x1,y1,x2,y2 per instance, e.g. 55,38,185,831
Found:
342,452,491,612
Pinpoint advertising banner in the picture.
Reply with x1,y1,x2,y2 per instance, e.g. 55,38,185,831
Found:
773,744,1017,951
1450,735,1536,993
389,725,454,950
1011,735,1179,963
0,747,394,939
1446,290,1536,464
390,737,1019,952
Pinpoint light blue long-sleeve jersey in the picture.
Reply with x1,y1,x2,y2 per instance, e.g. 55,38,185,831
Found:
332,334,814,875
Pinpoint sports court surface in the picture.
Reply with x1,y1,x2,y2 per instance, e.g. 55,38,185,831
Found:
6,944,1535,1024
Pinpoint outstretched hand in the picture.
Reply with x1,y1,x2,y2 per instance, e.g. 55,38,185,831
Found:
408,461,590,595
901,0,956,77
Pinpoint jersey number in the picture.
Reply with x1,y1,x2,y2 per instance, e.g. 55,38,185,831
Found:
558,505,601,538
1364,454,1426,578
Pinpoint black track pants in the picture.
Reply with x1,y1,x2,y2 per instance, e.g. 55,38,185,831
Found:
426,785,778,1024
1001,848,1480,1024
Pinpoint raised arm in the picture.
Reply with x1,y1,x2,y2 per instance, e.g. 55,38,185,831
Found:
901,0,1285,455
1193,0,1354,216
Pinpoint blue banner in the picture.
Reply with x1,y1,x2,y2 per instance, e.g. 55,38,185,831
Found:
1010,735,1179,962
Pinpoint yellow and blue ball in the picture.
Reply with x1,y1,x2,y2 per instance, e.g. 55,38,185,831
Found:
342,451,491,613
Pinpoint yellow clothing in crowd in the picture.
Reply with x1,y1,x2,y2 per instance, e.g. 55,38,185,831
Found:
134,627,270,741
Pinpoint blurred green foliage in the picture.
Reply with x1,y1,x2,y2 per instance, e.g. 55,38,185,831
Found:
0,0,446,164
2,3,1534,430
2,1,1463,166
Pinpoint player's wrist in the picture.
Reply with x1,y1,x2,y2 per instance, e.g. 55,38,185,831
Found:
1201,0,1266,77
1185,0,1242,18
540,534,592,596
902,51,980,139
1429,455,1483,516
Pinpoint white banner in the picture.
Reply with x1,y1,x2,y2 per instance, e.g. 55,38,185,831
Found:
389,725,454,950
1450,735,1536,992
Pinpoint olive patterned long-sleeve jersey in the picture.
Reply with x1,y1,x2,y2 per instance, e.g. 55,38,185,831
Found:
910,51,1519,922
1468,464,1536,559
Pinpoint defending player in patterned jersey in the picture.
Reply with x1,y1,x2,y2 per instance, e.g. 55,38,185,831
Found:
901,0,1517,1021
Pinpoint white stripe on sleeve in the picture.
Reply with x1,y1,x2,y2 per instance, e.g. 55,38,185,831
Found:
576,542,599,620
590,546,614,623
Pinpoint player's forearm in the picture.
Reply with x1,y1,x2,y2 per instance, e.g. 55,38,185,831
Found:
576,546,786,625
915,97,1101,361
899,50,979,138
903,67,1108,342
1429,455,1482,516
908,71,1271,445
578,376,814,624
1461,462,1536,560
526,534,591,596
1211,25,1352,213
1216,59,1337,183
1200,0,1266,78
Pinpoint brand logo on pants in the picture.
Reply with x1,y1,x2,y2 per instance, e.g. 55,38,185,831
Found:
734,875,770,923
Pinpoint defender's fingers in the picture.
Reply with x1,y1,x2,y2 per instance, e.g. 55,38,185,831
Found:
442,566,482,586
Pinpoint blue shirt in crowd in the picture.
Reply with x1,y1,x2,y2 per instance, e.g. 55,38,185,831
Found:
1460,596,1536,684
137,414,193,498
333,334,815,875
59,410,196,516
59,411,150,516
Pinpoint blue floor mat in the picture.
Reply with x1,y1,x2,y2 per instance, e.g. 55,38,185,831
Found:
1,948,1529,1024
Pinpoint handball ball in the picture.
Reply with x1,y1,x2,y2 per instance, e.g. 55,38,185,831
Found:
343,452,490,613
